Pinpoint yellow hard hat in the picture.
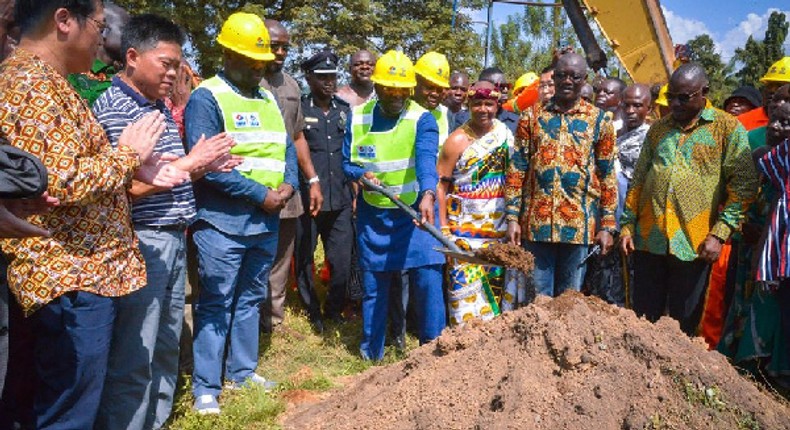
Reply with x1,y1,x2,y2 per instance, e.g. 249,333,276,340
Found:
371,50,417,88
216,12,274,61
761,57,790,83
655,84,669,107
513,72,539,94
414,51,450,88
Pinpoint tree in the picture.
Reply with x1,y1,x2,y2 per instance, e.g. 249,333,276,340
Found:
489,6,572,82
115,0,486,78
686,34,736,106
733,11,788,86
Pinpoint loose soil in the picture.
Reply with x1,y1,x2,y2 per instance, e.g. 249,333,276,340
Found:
476,242,535,274
283,292,790,430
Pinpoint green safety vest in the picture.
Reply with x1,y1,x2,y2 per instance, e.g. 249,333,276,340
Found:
198,76,287,189
431,104,450,153
349,99,426,208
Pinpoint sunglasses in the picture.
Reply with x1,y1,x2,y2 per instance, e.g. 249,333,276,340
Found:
666,87,704,104
553,71,586,83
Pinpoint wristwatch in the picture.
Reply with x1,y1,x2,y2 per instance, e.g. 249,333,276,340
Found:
308,176,320,185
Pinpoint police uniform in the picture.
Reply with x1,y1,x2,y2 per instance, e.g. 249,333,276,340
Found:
295,51,354,324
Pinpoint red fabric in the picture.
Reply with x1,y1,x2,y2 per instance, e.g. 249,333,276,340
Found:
698,242,732,349
737,106,768,131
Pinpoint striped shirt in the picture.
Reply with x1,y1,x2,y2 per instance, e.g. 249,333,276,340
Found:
93,77,196,227
757,138,790,282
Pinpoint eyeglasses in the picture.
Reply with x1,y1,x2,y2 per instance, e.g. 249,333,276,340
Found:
666,87,704,104
85,16,110,38
553,72,586,83
494,82,512,92
270,43,290,53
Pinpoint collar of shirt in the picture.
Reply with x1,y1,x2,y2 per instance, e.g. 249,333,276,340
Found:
543,98,595,115
91,58,116,75
307,94,344,110
672,106,716,132
111,75,167,111
216,72,269,100
619,122,650,142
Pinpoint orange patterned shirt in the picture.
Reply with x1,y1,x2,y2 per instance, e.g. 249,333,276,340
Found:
505,99,618,245
0,49,146,315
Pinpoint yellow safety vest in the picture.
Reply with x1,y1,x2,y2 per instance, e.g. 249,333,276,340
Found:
199,76,287,189
349,99,426,208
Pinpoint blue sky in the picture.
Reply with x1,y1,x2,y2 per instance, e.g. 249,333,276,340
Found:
484,0,790,63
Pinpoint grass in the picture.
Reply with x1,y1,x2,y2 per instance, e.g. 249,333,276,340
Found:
167,244,417,430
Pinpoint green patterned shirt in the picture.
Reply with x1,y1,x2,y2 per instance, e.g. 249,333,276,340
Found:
620,107,759,261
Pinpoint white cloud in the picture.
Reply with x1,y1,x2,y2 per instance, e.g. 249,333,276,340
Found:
662,7,715,47
718,8,790,61
663,7,790,62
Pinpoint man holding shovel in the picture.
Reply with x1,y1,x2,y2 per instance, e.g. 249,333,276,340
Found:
342,50,446,361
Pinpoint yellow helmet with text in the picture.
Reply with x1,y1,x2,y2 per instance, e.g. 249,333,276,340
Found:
216,12,275,61
414,51,450,88
761,57,790,83
370,50,417,88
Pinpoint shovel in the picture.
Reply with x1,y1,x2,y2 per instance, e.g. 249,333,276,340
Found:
359,177,491,265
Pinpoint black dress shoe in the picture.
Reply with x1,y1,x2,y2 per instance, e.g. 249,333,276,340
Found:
310,317,325,334
324,313,346,324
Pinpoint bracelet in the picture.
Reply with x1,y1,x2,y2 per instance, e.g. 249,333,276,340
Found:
421,189,436,200
308,176,320,184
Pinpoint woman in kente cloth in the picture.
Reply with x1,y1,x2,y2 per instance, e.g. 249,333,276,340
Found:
437,81,518,325
719,94,790,386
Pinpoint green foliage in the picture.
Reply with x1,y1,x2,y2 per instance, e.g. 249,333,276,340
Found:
489,6,572,82
686,34,737,106
733,11,788,87
115,0,485,78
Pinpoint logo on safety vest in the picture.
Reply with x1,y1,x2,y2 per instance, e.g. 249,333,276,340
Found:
249,113,261,127
357,145,376,158
233,113,248,128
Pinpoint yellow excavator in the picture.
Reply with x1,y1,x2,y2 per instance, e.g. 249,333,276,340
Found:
564,0,675,84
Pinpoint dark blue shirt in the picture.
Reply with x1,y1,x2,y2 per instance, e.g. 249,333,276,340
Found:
301,94,353,211
184,73,298,236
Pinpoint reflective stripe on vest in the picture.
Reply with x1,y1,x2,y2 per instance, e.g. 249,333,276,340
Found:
349,99,426,208
198,76,287,189
431,104,449,153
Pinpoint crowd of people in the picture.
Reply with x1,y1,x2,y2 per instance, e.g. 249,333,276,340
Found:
0,0,789,428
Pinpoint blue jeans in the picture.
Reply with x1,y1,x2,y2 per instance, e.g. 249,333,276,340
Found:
524,242,588,297
360,265,445,361
191,222,277,397
31,292,115,430
96,227,187,430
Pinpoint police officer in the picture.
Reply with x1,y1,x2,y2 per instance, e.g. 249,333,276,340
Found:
295,51,354,332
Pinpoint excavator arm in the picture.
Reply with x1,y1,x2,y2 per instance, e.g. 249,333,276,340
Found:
565,0,674,84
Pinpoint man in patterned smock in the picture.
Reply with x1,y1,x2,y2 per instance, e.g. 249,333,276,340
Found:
620,63,759,336
506,52,618,298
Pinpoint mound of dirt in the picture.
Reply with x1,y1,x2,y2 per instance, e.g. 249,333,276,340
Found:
283,292,790,430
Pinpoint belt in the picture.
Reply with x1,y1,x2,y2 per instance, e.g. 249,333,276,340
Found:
134,221,189,232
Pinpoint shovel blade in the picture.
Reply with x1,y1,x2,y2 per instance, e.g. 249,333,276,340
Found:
434,247,495,266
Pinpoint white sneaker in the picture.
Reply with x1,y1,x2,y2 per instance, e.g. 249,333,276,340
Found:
194,394,220,415
225,373,278,392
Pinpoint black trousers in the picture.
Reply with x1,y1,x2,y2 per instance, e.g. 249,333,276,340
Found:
295,207,353,320
632,251,711,336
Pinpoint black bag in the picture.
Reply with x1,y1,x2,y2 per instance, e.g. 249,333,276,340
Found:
0,145,48,199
